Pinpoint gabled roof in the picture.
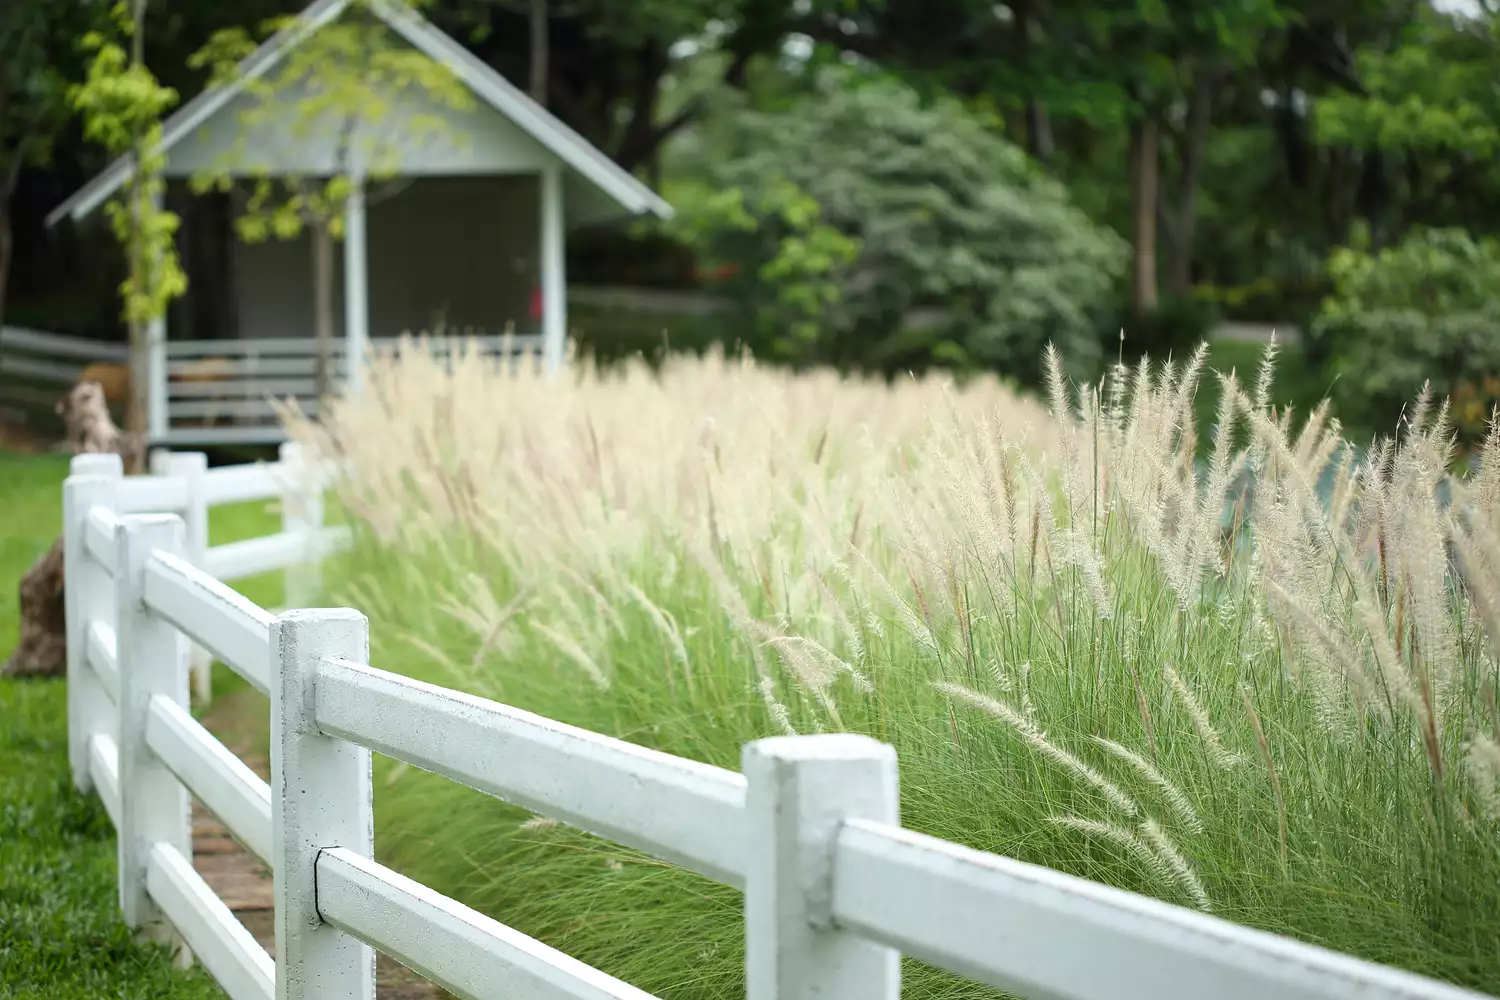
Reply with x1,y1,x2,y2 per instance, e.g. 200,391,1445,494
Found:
46,0,673,227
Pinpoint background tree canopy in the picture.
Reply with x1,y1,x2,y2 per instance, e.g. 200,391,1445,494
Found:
6,0,1500,433
664,70,1127,380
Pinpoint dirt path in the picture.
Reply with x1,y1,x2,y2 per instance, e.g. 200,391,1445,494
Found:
194,696,444,999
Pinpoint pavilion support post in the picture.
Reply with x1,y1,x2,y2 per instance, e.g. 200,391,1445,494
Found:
146,191,168,444
343,179,369,398
539,163,566,375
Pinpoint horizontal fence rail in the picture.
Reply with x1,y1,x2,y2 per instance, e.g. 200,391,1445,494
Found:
160,333,543,445
316,849,658,1000
828,819,1481,1000
58,452,1497,1000
143,552,274,695
146,695,273,865
1,327,542,444
146,842,275,1000
313,657,748,888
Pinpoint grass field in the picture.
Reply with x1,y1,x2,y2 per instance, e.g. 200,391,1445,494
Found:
286,339,1500,999
0,448,283,999
0,451,223,999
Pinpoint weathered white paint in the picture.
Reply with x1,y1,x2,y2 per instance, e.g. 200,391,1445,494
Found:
143,551,274,696
89,733,122,828
540,165,566,374
203,525,350,583
85,504,121,571
272,610,375,1000
65,456,123,790
87,619,120,705
313,657,748,887
315,849,659,1000
343,182,369,398
115,514,192,943
278,443,323,608
743,736,900,1000
829,819,1490,1000
147,695,274,865
146,842,276,1000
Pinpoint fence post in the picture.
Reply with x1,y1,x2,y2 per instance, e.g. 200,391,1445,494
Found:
742,734,901,1000
160,451,212,704
278,442,323,609
64,453,123,792
272,609,374,1000
114,513,191,953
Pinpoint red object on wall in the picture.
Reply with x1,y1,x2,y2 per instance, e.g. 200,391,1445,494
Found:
530,285,542,321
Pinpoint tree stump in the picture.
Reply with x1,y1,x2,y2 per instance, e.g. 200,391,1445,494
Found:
2,380,141,679
1,538,66,677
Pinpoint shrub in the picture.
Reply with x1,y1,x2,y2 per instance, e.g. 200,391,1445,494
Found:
663,70,1128,384
1314,227,1500,439
288,339,1500,998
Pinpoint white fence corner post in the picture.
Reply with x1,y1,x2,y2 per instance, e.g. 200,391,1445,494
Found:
272,608,374,1000
278,442,323,609
743,734,901,1000
114,513,191,960
164,451,212,704
64,453,123,792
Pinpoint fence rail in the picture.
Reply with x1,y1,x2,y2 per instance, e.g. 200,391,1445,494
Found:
1,325,543,445
59,455,1493,1000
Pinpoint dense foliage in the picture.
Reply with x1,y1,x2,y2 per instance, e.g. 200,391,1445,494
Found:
5,0,1500,397
1314,227,1500,439
667,72,1127,379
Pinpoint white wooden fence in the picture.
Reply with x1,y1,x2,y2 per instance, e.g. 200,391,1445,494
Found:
135,444,343,705
61,456,1493,1000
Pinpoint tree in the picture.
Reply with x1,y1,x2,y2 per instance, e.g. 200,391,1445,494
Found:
0,0,110,325
190,0,474,411
666,69,1127,381
70,0,188,463
1313,4,1500,245
783,0,1284,313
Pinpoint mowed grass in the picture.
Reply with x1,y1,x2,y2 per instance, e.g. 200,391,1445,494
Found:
0,448,280,999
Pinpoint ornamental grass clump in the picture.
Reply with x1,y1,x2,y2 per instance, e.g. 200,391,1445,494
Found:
286,337,1500,996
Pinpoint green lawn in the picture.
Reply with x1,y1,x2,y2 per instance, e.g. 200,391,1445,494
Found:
0,448,281,999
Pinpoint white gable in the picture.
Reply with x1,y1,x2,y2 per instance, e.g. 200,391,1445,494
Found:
47,0,671,228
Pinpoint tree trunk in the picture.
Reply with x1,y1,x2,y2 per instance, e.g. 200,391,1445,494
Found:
312,221,335,417
1130,115,1160,317
529,0,548,106
1164,83,1213,299
1025,100,1056,165
125,170,149,472
0,151,22,326
1013,0,1055,165
0,203,12,329
127,317,149,470
123,0,151,473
